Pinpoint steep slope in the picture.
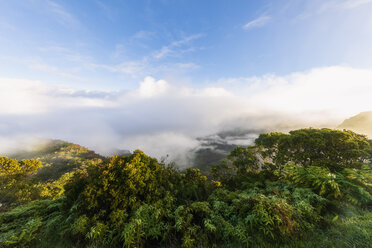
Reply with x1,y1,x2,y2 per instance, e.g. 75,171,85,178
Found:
338,111,372,138
7,140,104,182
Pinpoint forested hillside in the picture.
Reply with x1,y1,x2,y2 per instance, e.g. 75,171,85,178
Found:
0,140,103,210
8,140,104,181
0,128,371,247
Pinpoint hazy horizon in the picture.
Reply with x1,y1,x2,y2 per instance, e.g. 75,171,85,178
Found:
1,0,372,163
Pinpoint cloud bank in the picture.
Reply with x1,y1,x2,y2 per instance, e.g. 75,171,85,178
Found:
1,66,372,165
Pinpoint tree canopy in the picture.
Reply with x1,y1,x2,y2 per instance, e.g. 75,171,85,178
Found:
0,128,371,247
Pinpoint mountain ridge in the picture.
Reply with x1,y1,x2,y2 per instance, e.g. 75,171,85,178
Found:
338,111,372,138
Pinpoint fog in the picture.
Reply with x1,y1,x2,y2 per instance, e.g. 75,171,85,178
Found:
1,66,372,165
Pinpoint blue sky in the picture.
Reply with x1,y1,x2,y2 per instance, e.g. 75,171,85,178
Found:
2,0,372,160
1,0,372,90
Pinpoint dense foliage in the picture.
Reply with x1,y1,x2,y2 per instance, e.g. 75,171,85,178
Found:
0,157,42,208
0,128,371,247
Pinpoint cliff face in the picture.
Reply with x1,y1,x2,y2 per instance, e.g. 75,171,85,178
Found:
339,111,372,138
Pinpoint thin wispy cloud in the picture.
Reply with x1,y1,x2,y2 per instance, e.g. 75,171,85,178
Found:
89,60,199,79
26,34,201,81
29,62,84,81
153,46,173,59
21,46,93,81
38,46,93,63
152,34,203,60
95,0,116,21
131,30,155,40
243,15,271,30
90,61,146,76
90,33,203,77
45,0,79,27
170,34,203,47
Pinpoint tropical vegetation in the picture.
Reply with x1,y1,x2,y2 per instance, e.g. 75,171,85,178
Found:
0,128,371,247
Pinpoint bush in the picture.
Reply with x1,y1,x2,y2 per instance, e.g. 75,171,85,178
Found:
0,128,371,247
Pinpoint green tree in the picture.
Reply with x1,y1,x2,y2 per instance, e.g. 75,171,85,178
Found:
255,128,371,171
0,156,42,208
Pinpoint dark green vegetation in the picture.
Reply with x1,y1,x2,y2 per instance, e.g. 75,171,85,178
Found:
0,129,371,247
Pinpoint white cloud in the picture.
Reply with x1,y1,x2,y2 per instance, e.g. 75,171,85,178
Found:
0,78,112,115
243,15,271,30
137,77,169,97
245,66,372,118
120,132,199,165
1,66,372,164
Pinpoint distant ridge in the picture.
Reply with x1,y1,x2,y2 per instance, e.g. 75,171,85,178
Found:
338,111,372,138
7,139,104,181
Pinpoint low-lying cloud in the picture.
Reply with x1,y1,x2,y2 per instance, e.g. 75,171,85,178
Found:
1,66,372,165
